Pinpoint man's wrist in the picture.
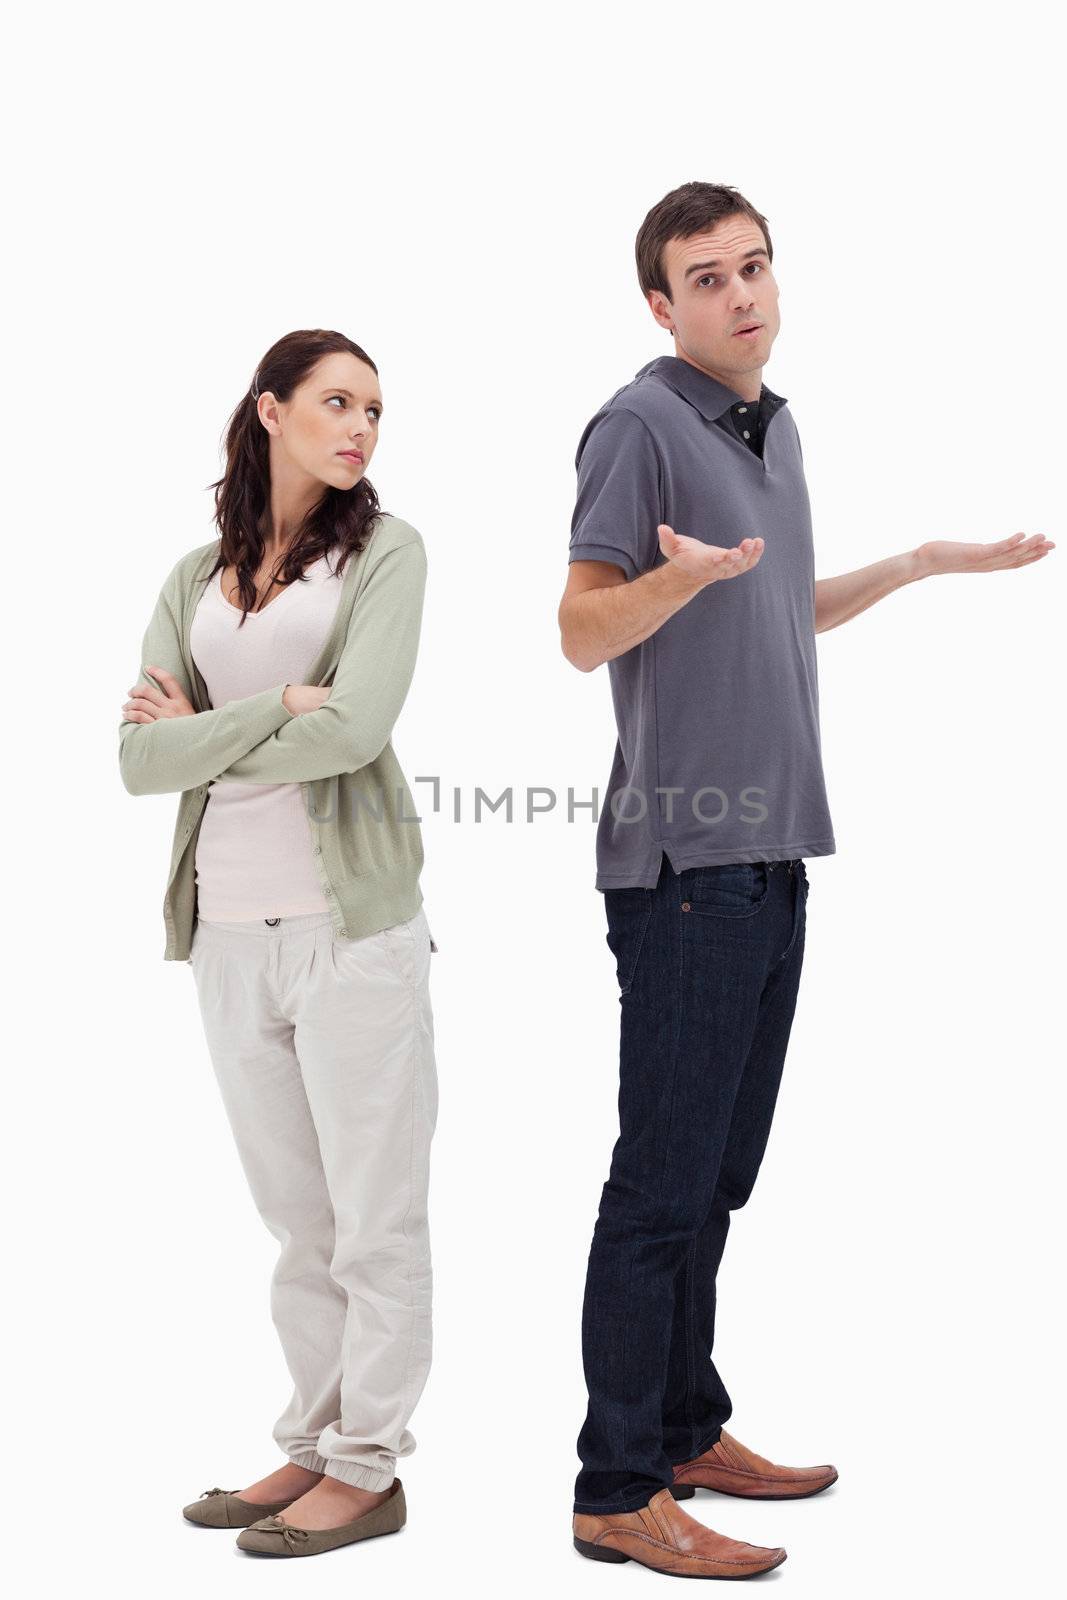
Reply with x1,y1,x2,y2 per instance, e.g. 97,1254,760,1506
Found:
656,558,713,601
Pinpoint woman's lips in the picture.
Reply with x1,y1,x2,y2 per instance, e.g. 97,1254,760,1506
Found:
337,451,363,462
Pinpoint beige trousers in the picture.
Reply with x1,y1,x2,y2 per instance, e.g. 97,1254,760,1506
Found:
189,906,438,1490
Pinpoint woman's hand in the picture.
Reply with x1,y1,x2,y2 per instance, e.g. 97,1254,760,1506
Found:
122,665,196,723
283,684,331,716
121,669,330,723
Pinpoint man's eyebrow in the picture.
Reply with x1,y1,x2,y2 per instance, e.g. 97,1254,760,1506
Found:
320,388,384,407
683,248,769,279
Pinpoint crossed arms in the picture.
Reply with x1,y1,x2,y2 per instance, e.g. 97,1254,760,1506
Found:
119,538,427,796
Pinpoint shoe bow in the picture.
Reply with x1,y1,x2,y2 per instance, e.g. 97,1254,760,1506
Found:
255,1515,310,1550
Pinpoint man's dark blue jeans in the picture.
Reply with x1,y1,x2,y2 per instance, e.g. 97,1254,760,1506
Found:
573,853,809,1516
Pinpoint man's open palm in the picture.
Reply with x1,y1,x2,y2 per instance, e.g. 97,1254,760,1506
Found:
658,524,765,582
918,530,1055,576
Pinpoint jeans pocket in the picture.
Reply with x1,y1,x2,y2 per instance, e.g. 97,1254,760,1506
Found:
383,925,413,984
380,909,433,987
604,888,654,996
333,919,412,986
681,861,770,919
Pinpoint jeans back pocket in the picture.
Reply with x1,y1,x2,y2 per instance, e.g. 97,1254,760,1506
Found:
604,888,654,996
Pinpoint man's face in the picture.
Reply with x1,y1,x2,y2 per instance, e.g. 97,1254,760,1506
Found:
649,215,780,392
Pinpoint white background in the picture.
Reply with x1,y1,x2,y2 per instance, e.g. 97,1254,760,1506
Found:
6,3,1064,1596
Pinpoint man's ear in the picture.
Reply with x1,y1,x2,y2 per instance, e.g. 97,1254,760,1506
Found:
647,289,673,332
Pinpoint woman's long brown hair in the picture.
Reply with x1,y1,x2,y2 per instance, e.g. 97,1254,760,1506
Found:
205,329,384,626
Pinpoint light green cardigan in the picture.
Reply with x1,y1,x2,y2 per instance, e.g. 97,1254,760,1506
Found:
119,514,428,961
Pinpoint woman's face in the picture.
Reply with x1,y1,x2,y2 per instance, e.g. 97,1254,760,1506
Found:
258,351,383,491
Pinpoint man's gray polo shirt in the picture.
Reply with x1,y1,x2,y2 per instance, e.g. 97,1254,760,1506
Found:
568,354,836,889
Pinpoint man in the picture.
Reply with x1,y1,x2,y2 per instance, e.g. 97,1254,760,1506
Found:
559,181,1052,1581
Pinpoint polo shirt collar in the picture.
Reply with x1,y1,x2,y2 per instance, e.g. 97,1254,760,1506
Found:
644,354,786,422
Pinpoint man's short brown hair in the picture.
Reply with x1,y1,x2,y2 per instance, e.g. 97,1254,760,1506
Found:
635,182,773,300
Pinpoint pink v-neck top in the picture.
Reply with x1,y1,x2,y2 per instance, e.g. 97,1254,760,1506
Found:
190,550,345,920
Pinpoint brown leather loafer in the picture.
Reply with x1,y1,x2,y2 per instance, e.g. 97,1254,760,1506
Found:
573,1486,786,1578
236,1479,406,1557
182,1485,298,1527
672,1429,838,1501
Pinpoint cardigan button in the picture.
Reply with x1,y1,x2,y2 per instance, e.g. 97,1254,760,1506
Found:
681,901,691,912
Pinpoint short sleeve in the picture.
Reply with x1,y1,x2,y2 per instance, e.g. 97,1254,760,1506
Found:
568,408,663,581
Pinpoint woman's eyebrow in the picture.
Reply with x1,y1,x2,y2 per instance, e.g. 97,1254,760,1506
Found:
320,387,384,408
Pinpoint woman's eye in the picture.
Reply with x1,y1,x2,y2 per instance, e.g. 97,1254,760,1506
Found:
328,396,381,420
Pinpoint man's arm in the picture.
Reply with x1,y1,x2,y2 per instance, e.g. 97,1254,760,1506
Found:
212,534,427,783
118,562,294,796
562,406,766,670
560,530,765,672
815,531,1054,634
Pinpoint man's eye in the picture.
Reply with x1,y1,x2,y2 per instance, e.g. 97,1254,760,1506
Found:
697,264,762,288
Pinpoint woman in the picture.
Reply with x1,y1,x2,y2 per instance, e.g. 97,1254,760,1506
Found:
119,329,438,1560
